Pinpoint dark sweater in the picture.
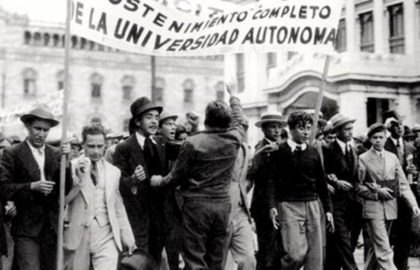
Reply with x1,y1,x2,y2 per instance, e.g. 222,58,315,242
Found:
268,142,333,213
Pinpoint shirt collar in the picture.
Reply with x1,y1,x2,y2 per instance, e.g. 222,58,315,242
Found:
26,140,45,154
390,137,403,147
372,147,385,157
336,139,351,154
135,132,156,149
287,139,307,152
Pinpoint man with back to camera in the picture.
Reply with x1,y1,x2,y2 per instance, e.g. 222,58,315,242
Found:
0,106,72,270
148,85,248,270
268,111,334,270
63,124,136,270
113,97,167,265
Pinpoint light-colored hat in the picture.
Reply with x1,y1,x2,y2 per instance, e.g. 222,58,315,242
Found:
384,117,400,129
159,111,178,124
255,112,286,128
329,113,356,131
20,106,59,127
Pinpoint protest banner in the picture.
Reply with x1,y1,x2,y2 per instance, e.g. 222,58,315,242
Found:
154,0,237,17
0,90,63,127
70,0,343,56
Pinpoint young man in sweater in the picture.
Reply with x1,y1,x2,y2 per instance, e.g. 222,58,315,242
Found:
268,111,334,270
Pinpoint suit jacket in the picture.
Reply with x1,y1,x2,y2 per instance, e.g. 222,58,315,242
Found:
0,141,71,238
249,139,273,218
358,148,417,220
113,134,167,245
384,137,415,175
323,141,359,206
64,156,135,252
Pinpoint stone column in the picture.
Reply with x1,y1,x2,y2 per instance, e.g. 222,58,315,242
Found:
404,0,416,56
374,0,386,54
345,0,356,52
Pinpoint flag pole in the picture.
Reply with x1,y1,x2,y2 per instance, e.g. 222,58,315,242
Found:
56,0,72,268
309,55,331,145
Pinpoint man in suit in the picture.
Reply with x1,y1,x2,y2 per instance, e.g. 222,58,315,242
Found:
0,106,71,270
150,86,248,270
64,124,136,270
323,114,360,270
358,123,420,270
248,112,286,270
268,111,334,270
113,97,167,265
383,111,417,270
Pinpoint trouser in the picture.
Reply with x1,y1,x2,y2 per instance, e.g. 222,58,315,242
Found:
276,200,324,270
182,197,231,270
253,212,279,270
223,211,256,270
64,221,119,270
391,198,412,270
14,227,56,270
365,219,396,270
2,222,13,270
325,206,359,270
164,192,183,270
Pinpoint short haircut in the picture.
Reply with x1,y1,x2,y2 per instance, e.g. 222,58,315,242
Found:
204,100,231,129
280,129,288,139
367,125,386,139
287,111,313,130
81,124,106,143
175,125,188,140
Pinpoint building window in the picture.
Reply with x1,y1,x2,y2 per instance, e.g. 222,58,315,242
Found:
215,81,225,101
183,79,195,104
56,70,64,90
22,68,37,96
359,11,374,52
236,54,245,93
33,32,42,45
267,52,277,69
336,19,347,52
366,98,390,126
121,75,136,101
287,52,297,60
90,73,104,99
153,77,165,104
24,31,31,45
388,3,404,54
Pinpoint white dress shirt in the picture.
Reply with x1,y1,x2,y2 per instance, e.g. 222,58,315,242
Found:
27,141,46,181
287,139,307,152
336,139,352,154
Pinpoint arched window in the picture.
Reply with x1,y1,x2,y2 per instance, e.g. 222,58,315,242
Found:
33,32,41,45
90,73,104,99
183,79,195,104
121,75,136,101
56,70,64,90
71,35,78,48
80,38,87,50
22,68,38,96
53,34,60,47
153,77,165,104
215,81,225,101
24,31,31,45
43,33,50,46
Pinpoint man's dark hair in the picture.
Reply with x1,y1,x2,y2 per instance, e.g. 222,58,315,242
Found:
81,124,106,143
287,111,313,130
204,100,232,129
280,128,288,140
175,125,188,140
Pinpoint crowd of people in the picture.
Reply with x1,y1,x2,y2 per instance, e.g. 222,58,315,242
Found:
0,85,419,270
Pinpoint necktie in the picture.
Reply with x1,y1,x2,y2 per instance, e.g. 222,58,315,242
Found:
295,145,302,152
345,144,354,171
91,161,98,186
143,136,161,176
396,140,404,164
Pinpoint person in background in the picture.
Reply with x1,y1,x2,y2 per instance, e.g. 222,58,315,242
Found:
322,122,337,147
174,125,188,144
248,112,286,270
0,106,72,270
358,123,420,270
353,134,368,156
268,111,334,270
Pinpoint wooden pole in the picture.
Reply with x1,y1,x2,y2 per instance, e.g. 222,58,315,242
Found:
151,56,156,102
56,0,72,269
309,55,331,145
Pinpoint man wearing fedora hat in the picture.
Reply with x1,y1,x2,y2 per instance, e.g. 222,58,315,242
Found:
323,113,360,270
382,110,417,270
0,105,72,270
113,97,167,265
248,112,286,270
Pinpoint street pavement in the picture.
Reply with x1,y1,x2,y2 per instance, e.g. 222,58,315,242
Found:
354,246,420,269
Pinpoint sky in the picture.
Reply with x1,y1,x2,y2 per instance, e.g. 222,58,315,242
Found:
0,0,66,22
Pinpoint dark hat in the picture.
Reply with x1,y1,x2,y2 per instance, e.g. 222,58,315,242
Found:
255,112,287,128
8,135,21,144
329,113,356,131
403,126,415,139
130,97,162,118
382,110,404,123
367,123,386,138
119,250,158,270
159,111,178,124
412,124,420,133
20,106,59,127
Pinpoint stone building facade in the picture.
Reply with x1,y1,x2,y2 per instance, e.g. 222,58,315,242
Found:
224,0,420,147
0,5,225,138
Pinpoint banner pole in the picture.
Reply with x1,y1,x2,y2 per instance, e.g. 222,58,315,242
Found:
56,0,72,269
309,55,331,145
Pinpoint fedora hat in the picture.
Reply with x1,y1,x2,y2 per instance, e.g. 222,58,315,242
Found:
382,110,404,123
329,113,356,131
412,124,420,133
130,97,162,118
159,111,178,124
255,112,286,128
20,106,59,127
403,126,415,139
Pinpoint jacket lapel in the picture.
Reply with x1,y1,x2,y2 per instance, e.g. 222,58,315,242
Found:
332,141,349,171
17,142,41,182
127,136,147,172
